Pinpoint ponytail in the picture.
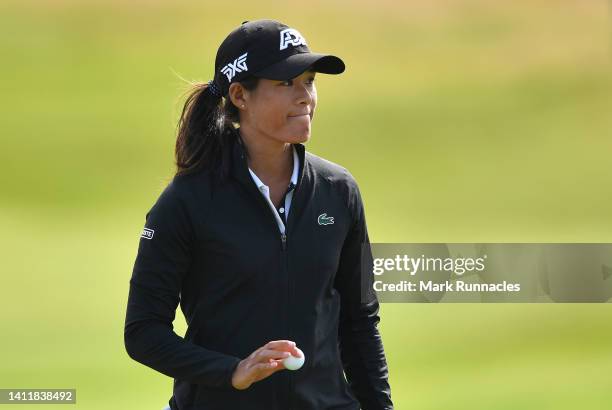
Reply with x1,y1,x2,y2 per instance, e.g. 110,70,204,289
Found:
174,77,259,180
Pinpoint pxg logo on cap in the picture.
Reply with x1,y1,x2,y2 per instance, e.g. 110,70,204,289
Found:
221,52,248,82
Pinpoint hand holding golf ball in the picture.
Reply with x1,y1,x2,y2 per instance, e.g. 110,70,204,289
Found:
231,340,305,390
282,347,305,370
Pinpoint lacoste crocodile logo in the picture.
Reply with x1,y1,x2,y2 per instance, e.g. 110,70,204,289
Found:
317,213,334,226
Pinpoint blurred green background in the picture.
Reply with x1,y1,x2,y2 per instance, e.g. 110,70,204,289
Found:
1,0,611,409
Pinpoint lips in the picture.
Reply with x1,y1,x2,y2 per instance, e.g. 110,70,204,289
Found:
288,113,310,117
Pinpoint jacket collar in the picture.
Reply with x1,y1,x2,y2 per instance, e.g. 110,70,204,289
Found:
247,144,299,191
231,127,306,195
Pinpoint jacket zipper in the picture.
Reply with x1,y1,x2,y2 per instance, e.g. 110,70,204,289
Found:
280,228,294,410
251,181,297,409
284,178,300,410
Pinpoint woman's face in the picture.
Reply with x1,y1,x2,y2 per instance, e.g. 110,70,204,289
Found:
237,69,317,144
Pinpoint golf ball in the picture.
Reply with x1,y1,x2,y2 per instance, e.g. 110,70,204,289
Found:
283,348,305,371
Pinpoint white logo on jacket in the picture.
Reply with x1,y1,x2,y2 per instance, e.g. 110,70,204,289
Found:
221,52,248,82
141,228,154,239
279,28,307,50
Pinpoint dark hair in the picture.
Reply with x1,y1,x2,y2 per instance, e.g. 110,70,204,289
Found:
174,76,260,179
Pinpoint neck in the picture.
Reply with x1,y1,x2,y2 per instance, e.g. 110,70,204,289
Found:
238,126,293,185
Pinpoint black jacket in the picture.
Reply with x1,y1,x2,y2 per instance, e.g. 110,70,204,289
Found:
124,133,393,410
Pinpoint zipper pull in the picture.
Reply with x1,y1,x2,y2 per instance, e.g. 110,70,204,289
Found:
281,233,287,250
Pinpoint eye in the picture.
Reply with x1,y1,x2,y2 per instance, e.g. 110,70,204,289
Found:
279,77,316,86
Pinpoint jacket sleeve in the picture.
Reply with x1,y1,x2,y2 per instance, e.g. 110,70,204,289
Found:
124,182,241,389
334,175,394,410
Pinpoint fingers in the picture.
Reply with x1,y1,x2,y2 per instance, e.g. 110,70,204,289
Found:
261,340,301,358
248,356,287,380
259,358,286,371
250,340,294,359
269,358,286,370
249,341,300,373
264,340,296,351
255,348,292,363
235,341,303,389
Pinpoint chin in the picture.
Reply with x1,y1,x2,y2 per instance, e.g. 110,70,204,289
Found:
292,133,310,144
283,128,311,144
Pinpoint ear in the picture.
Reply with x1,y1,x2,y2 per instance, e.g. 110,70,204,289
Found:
228,83,248,109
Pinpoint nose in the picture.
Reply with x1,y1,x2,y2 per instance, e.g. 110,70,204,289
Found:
295,82,314,106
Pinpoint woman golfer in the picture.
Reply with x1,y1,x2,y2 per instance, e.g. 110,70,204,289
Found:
124,19,393,410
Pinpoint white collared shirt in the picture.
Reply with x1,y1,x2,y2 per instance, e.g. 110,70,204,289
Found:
248,144,299,235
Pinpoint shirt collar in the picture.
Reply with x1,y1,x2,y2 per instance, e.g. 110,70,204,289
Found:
247,145,299,191
231,128,306,196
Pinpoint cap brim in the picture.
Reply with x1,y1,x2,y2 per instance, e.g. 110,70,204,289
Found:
252,52,345,80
